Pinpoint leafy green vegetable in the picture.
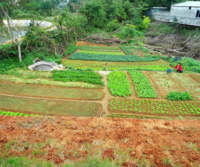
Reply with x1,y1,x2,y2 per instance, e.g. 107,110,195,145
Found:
129,71,157,98
107,71,132,97
69,53,160,62
52,70,104,85
167,92,194,101
0,110,39,117
79,45,120,52
79,50,123,55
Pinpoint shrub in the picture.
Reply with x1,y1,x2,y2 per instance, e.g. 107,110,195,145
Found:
65,44,78,56
167,92,194,101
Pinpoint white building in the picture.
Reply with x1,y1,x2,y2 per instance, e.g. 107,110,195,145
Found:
152,1,200,26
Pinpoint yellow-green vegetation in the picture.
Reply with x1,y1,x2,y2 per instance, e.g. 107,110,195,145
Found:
63,60,170,71
0,69,103,89
0,95,102,117
0,82,103,100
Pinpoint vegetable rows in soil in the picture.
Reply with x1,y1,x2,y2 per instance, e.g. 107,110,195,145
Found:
129,71,157,98
107,71,132,97
0,82,104,100
52,70,104,85
0,95,102,117
108,98,200,117
79,45,121,52
78,50,123,55
69,53,160,62
64,60,170,71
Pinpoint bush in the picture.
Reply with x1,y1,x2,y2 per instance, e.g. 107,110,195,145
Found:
167,92,194,101
65,44,78,56
169,57,200,73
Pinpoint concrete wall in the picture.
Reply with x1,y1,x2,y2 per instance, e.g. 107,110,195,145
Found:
171,6,200,18
152,11,200,27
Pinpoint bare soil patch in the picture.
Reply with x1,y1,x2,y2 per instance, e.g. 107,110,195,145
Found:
0,116,199,166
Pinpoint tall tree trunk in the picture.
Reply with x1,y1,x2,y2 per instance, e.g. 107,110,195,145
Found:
17,43,22,62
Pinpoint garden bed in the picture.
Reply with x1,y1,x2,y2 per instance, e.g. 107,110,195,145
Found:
0,95,102,117
0,82,104,100
108,98,200,118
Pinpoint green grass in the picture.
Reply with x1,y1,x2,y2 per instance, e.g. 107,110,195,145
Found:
0,95,102,117
0,82,103,100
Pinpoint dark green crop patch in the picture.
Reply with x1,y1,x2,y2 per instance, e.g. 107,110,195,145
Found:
52,70,104,85
167,92,194,101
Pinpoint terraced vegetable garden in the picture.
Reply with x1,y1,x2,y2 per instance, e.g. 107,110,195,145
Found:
1,43,200,121
108,98,200,118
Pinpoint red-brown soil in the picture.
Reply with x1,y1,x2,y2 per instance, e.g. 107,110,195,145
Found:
0,116,199,166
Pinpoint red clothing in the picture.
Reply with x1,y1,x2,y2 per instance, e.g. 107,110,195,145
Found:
175,65,183,71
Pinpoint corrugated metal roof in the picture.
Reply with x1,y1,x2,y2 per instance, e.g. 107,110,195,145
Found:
172,1,200,7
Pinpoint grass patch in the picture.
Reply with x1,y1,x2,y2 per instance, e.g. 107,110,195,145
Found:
0,95,102,117
0,82,103,100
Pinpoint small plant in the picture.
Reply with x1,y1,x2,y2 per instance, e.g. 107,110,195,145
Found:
167,92,194,101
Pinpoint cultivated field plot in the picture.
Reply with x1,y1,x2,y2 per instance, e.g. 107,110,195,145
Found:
0,95,102,117
0,82,104,100
108,98,200,118
147,71,200,100
63,60,170,71
0,68,103,89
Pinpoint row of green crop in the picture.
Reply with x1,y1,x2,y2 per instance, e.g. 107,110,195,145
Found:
64,60,170,71
0,110,39,117
79,45,120,52
109,98,200,116
108,113,200,120
52,70,104,85
68,53,160,62
119,46,135,55
78,50,123,55
107,71,132,97
129,71,157,98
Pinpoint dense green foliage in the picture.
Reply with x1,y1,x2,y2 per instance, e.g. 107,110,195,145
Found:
69,53,160,62
52,70,104,85
129,71,157,98
169,57,200,73
167,92,194,101
0,110,39,117
79,50,123,56
65,44,78,55
79,45,121,52
107,71,132,97
120,46,135,55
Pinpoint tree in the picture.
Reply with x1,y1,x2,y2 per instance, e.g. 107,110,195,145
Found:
0,1,26,61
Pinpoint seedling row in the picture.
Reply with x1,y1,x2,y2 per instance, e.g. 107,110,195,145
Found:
109,98,200,117
69,53,161,62
78,50,123,55
79,45,121,52
129,71,157,98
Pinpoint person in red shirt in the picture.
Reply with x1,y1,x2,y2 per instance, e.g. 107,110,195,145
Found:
174,63,183,73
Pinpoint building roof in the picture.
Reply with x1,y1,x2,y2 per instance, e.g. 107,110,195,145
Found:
151,7,167,9
172,1,200,7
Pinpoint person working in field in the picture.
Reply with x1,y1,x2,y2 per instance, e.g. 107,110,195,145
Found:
175,63,183,73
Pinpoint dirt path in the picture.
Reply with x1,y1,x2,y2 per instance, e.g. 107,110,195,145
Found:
99,74,113,117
